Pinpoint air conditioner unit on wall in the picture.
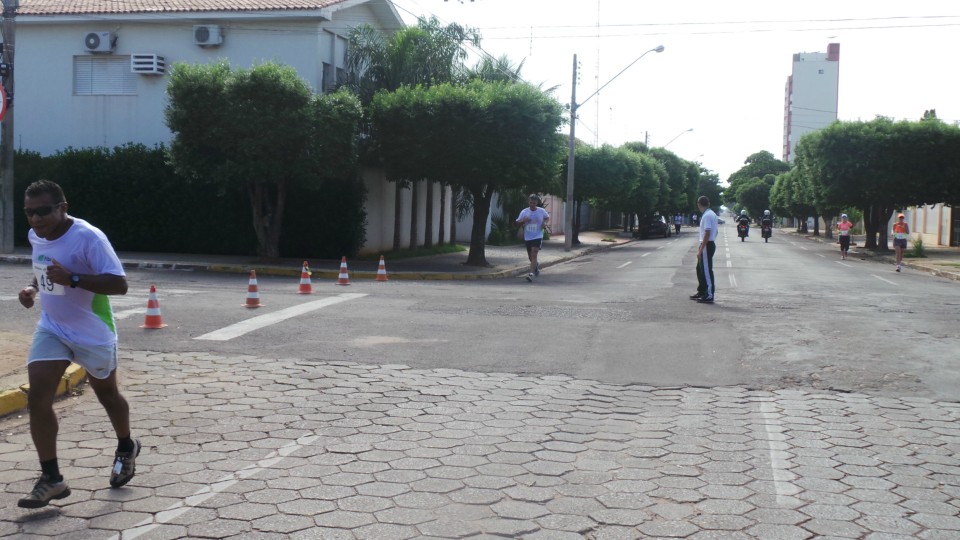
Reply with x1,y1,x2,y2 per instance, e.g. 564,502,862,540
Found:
84,31,116,53
194,25,223,47
131,54,165,75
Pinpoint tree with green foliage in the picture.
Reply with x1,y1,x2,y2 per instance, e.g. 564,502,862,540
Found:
165,61,362,259
791,116,960,249
344,17,480,250
647,148,697,216
370,81,564,266
725,151,790,209
737,177,772,220
697,167,723,215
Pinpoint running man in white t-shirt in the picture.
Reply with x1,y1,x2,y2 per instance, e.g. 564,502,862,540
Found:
515,194,550,282
17,180,139,509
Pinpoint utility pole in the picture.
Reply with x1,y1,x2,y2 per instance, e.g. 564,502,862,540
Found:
564,55,578,251
0,0,16,254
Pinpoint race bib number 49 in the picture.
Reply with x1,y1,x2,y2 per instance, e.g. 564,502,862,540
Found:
33,263,66,296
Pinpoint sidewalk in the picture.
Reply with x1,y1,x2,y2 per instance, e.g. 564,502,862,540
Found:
786,229,960,282
0,229,634,281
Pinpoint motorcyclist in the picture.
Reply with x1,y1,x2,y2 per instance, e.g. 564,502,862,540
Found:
761,210,773,241
737,210,750,238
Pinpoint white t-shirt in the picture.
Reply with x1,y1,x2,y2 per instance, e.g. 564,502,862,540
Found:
29,218,125,346
699,208,718,242
516,207,550,241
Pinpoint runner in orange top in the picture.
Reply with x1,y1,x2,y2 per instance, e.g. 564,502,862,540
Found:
891,213,910,272
837,214,853,260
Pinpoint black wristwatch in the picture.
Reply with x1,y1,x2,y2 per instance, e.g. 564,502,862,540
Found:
70,274,81,288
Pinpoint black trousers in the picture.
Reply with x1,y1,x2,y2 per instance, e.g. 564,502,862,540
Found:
696,241,716,298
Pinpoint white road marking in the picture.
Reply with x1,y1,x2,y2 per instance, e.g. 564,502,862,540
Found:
729,274,738,288
817,254,825,258
616,261,633,269
726,260,732,268
0,295,17,301
110,433,321,540
872,274,897,286
642,253,651,258
836,261,852,268
799,246,808,250
195,293,367,341
758,401,801,506
114,308,146,321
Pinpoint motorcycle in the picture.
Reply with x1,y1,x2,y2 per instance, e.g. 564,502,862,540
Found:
737,223,749,241
761,223,772,243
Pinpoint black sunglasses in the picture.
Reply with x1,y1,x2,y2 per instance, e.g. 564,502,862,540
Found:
24,203,63,218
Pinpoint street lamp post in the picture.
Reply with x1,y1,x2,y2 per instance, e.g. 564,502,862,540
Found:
565,45,664,251
663,127,693,148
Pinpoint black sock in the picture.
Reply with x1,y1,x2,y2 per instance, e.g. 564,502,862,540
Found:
117,436,134,453
40,459,62,481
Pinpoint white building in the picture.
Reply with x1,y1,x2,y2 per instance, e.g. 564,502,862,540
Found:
14,0,402,154
782,43,839,163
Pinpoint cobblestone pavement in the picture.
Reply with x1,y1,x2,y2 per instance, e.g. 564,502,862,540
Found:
2,352,960,539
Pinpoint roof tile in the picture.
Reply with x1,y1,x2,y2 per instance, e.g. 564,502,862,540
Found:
18,0,348,16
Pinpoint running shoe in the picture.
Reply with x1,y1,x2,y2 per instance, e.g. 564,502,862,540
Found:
896,265,901,272
17,474,71,508
110,439,142,488
689,293,704,300
525,273,534,282
697,297,715,304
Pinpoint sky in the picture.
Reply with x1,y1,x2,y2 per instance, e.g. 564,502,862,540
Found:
391,0,960,181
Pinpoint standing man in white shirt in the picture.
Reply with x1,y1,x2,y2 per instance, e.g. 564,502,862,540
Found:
690,195,718,304
516,194,550,282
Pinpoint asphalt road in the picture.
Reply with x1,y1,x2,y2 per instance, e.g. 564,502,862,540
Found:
2,222,956,401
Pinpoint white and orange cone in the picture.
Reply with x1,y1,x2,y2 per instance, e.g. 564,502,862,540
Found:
336,257,351,286
298,261,313,294
244,270,263,308
375,255,389,282
140,284,167,329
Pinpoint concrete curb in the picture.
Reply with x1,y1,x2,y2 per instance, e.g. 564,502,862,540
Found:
1,239,634,281
0,364,86,418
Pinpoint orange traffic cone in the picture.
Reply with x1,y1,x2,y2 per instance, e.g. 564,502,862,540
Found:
376,255,389,282
244,270,263,308
336,257,351,286
298,261,313,294
140,284,167,329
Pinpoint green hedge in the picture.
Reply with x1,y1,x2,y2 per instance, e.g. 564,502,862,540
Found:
14,145,366,258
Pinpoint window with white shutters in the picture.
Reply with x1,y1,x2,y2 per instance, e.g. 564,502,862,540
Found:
73,56,137,95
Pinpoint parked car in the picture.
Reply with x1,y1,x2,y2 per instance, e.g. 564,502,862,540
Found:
635,214,672,239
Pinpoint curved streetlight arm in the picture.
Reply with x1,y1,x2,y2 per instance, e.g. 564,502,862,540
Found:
663,127,693,148
577,45,664,108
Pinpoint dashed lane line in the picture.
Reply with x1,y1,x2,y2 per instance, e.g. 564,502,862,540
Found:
195,293,367,341
872,274,897,286
836,261,853,268
616,261,633,269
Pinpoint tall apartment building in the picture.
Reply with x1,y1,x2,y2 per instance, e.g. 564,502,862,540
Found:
782,43,840,163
